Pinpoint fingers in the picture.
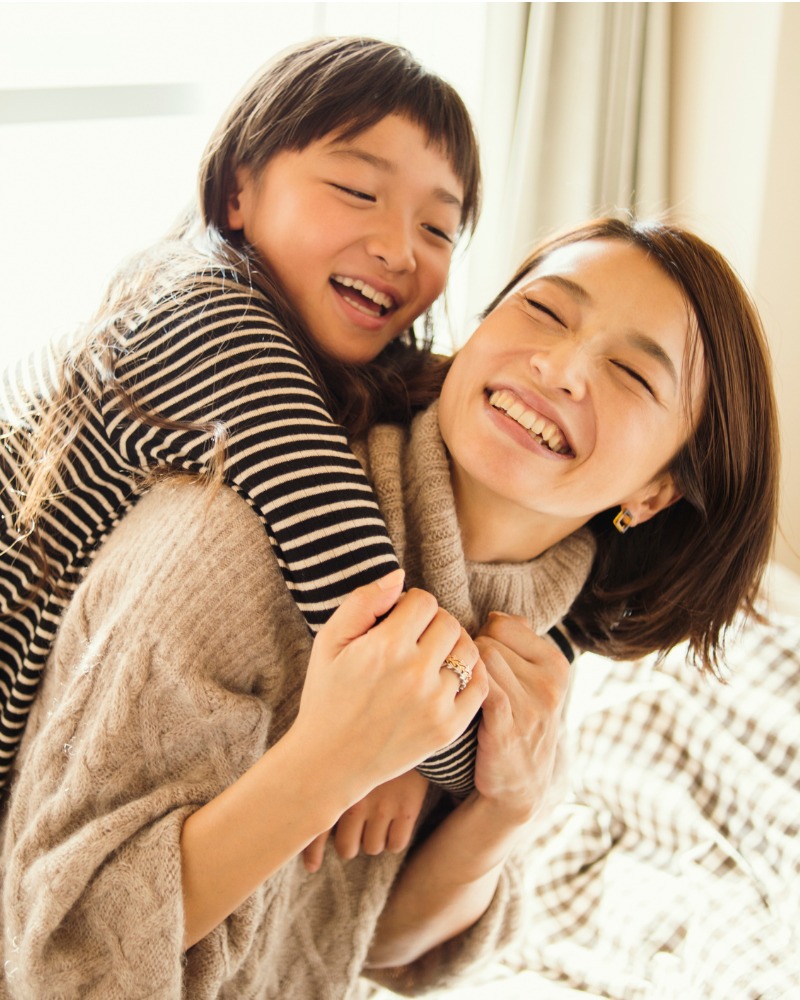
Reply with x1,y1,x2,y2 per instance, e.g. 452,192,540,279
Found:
302,830,331,873
371,591,485,706
478,611,542,655
316,568,405,656
476,632,570,731
333,807,367,861
437,628,481,696
477,647,515,742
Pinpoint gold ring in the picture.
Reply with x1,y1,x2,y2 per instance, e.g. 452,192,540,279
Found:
441,655,472,692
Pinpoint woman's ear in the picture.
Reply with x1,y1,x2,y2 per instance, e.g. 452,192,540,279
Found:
623,473,682,528
226,167,250,231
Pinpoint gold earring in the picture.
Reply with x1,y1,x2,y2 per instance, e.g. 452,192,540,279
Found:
613,507,634,534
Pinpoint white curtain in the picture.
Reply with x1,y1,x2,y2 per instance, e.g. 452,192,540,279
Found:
462,2,671,330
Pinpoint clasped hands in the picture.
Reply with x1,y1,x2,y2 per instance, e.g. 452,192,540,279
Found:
296,571,571,872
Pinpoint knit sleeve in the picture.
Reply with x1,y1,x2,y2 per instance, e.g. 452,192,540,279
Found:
103,272,398,631
0,482,304,998
363,851,528,996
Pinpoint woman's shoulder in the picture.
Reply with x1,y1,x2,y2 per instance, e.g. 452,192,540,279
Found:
94,477,269,586
72,478,307,691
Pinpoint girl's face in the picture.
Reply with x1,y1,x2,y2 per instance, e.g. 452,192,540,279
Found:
227,115,464,364
438,239,706,562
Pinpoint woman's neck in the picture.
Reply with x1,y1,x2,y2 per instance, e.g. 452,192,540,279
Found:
451,469,587,564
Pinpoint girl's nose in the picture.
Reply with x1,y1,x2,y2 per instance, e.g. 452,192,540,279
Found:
366,216,416,274
529,342,588,399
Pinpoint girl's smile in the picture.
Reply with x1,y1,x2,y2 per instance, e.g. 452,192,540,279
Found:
227,115,464,364
438,239,706,562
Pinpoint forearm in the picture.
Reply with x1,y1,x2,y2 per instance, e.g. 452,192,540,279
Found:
366,793,529,969
180,727,362,949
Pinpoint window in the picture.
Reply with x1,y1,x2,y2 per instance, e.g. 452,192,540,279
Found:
0,2,500,365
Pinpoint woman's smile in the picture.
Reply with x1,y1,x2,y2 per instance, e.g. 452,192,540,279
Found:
487,388,573,456
438,238,704,561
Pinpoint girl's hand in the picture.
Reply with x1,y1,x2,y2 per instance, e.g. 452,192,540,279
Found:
473,612,570,823
292,570,487,807
302,770,430,873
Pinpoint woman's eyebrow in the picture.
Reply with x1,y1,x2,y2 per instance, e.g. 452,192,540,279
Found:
326,147,463,210
538,274,592,304
626,332,678,387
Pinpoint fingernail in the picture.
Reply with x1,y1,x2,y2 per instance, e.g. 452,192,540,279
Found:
377,567,405,590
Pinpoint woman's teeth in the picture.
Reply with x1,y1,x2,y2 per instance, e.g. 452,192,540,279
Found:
489,389,570,455
331,275,394,316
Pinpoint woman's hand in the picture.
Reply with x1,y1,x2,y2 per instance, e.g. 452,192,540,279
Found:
365,612,571,970
293,569,488,805
474,612,570,823
181,571,485,949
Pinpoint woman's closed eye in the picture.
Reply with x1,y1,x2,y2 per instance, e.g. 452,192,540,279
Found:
612,361,656,397
524,296,565,327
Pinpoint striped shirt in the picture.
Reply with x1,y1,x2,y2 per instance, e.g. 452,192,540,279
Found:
0,270,479,793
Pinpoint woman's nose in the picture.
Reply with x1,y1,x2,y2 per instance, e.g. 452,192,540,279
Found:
529,342,588,398
366,216,416,274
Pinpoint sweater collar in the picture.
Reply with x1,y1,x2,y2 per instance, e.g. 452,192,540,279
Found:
360,403,596,637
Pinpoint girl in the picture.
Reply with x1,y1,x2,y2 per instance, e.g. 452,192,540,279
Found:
0,219,778,998
0,37,480,794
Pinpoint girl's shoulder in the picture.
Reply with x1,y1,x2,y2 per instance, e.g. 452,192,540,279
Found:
120,259,287,351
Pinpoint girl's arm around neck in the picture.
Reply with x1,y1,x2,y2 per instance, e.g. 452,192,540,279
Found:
367,617,570,970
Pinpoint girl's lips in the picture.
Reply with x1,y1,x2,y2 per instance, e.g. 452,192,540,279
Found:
330,274,400,316
486,388,574,457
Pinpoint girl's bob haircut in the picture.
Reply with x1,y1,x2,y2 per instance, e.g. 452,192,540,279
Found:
200,36,481,244
483,217,779,674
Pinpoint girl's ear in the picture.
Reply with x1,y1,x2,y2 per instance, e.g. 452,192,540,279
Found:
226,167,250,231
623,473,682,528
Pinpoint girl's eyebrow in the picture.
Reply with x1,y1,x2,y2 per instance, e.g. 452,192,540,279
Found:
537,274,678,387
326,147,463,210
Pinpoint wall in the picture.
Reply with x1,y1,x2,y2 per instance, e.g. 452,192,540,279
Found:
670,2,799,574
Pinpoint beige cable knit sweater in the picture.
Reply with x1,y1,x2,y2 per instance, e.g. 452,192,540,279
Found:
0,405,594,999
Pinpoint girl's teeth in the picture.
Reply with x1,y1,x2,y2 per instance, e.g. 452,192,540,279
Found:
488,389,570,455
332,275,393,310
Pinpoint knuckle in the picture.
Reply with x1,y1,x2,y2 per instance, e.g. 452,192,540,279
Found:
406,587,439,616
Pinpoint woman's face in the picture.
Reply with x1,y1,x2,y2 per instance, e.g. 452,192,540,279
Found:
438,239,705,561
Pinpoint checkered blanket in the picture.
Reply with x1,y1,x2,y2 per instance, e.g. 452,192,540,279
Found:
370,567,800,999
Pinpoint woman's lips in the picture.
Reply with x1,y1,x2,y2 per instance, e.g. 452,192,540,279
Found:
488,388,572,456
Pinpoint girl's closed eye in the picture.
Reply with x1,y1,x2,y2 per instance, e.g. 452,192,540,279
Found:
330,183,376,202
423,224,454,244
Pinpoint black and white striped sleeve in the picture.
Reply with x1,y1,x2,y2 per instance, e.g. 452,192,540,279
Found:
105,274,399,631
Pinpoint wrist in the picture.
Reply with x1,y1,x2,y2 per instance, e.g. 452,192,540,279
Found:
271,725,374,831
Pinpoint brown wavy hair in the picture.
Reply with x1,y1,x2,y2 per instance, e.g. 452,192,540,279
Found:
194,35,480,436
479,217,779,673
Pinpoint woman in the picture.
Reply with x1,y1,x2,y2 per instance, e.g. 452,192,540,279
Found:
0,219,777,998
